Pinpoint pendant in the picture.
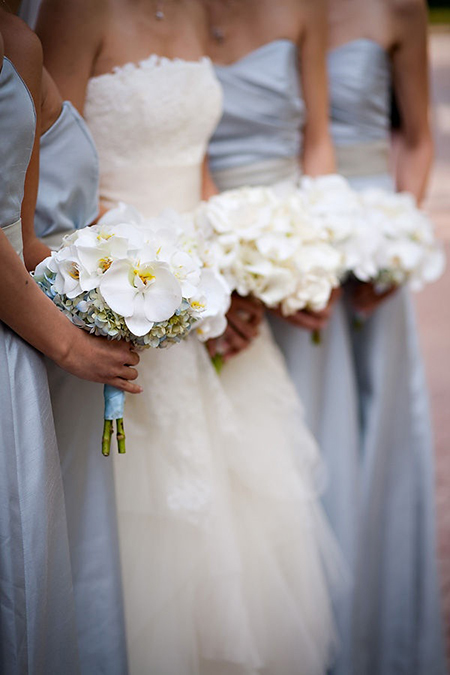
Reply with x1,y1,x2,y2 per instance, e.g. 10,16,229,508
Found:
212,27,225,44
155,9,164,19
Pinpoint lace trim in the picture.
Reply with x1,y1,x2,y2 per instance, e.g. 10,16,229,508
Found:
89,54,212,85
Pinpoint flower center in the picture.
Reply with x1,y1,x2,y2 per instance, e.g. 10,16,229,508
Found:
191,299,205,311
69,263,80,280
99,257,113,272
136,269,156,286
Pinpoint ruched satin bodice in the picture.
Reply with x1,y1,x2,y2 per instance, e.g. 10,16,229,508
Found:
0,57,35,229
35,101,99,240
84,55,223,217
328,39,393,186
209,40,304,173
328,39,391,147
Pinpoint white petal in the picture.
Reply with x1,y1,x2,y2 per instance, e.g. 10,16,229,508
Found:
143,267,182,323
99,260,137,316
125,293,154,336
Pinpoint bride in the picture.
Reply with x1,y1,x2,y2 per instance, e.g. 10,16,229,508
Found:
37,1,344,672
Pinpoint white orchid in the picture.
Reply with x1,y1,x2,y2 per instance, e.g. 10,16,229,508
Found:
46,246,88,299
99,253,183,336
193,269,231,341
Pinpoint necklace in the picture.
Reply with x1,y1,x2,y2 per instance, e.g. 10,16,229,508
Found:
209,0,235,44
211,26,225,43
155,0,165,20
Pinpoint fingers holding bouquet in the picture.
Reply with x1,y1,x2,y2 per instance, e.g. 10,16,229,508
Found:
59,331,142,394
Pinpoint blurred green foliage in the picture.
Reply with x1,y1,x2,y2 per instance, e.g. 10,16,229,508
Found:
429,8,450,23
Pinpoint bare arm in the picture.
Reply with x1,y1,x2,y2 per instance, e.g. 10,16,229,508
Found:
0,231,142,392
390,0,433,203
299,0,335,176
201,157,219,201
41,67,63,135
36,0,105,113
2,20,51,270
0,21,140,392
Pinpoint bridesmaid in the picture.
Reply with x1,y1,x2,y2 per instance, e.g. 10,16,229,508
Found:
16,5,130,669
38,68,129,674
0,8,140,674
327,0,446,673
206,0,359,662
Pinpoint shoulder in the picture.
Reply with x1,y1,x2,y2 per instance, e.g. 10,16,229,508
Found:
388,0,427,26
1,14,43,92
37,0,108,44
387,0,427,44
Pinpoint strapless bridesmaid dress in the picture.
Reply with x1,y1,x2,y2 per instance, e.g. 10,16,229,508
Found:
0,55,79,674
34,100,128,674
328,39,446,675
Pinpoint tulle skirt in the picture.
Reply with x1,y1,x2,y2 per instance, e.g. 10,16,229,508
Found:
113,327,345,674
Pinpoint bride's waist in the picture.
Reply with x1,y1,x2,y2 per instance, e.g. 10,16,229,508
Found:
98,163,202,217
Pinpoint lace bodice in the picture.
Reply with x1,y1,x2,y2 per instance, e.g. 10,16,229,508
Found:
84,55,223,217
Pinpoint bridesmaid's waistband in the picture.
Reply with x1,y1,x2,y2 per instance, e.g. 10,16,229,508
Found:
2,219,24,261
335,141,389,179
212,157,300,191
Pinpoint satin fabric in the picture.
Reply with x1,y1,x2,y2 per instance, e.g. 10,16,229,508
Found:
209,40,305,172
35,101,99,244
329,39,446,675
34,89,128,674
0,57,79,673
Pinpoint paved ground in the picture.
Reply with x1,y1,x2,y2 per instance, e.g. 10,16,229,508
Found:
416,28,450,645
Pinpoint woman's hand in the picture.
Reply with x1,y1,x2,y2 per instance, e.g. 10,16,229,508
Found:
271,287,341,332
207,293,265,362
56,330,142,394
347,281,397,317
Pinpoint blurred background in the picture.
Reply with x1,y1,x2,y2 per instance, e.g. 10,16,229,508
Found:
419,0,450,647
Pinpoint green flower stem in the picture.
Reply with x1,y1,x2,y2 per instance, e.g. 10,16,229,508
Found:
211,353,225,374
102,419,113,457
353,316,365,332
311,329,322,346
116,418,126,454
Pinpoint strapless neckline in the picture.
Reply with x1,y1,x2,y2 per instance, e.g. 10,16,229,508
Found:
1,56,35,114
214,39,297,69
328,37,388,56
89,53,212,84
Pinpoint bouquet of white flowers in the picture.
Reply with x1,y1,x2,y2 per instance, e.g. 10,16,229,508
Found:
193,186,342,319
34,203,230,455
357,188,446,292
298,174,380,282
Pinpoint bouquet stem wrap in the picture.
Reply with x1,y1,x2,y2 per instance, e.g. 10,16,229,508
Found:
102,385,126,456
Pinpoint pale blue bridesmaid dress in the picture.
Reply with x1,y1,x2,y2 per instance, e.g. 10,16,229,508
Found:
34,102,128,674
328,39,446,675
209,40,359,671
0,56,79,674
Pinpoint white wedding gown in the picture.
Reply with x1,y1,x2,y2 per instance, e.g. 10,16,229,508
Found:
84,55,344,675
